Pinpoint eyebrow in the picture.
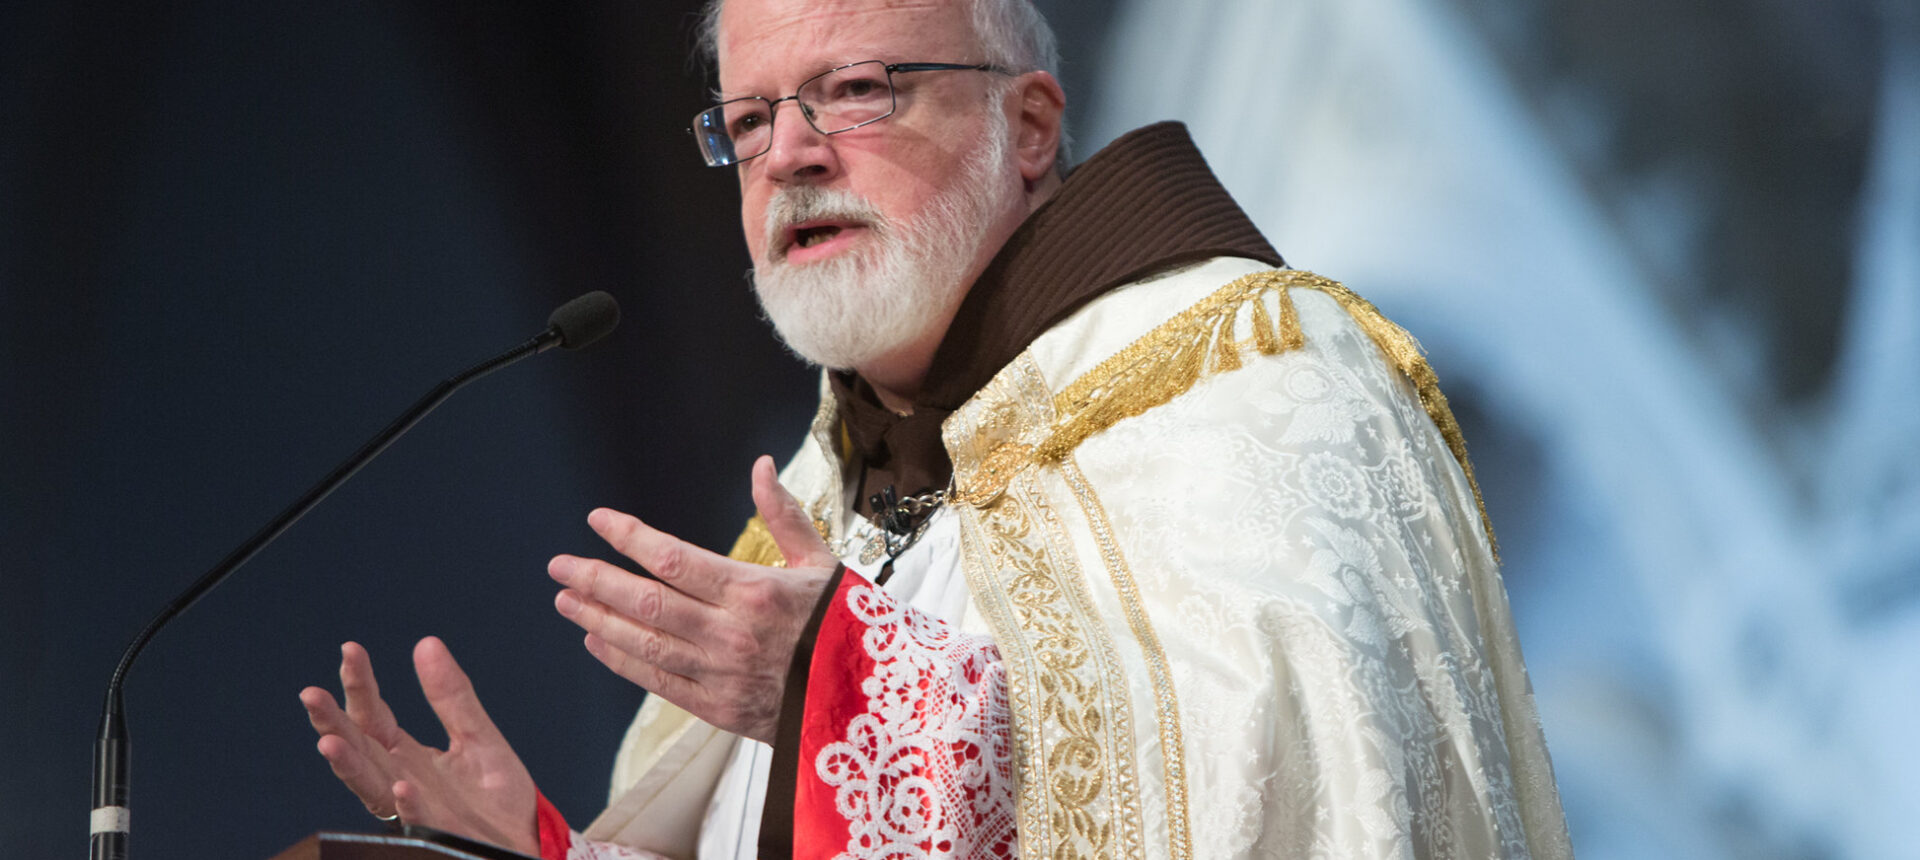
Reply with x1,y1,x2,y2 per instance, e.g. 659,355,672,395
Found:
709,56,894,102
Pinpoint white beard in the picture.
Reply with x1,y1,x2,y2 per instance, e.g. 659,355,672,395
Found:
750,109,1018,371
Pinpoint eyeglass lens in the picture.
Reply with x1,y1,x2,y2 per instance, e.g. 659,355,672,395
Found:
694,61,896,166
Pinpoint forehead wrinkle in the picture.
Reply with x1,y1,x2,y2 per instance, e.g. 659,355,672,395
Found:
710,44,896,100
717,0,968,94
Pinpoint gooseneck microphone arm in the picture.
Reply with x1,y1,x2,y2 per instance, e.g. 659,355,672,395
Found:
89,291,619,860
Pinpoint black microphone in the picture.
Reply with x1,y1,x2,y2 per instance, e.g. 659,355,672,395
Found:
88,291,620,860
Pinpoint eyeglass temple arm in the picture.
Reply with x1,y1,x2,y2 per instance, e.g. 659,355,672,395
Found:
886,62,1016,75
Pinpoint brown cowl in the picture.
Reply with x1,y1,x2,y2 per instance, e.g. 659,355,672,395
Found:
831,120,1283,520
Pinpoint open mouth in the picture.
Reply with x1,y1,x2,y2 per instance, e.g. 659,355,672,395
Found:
793,224,843,248
779,219,867,261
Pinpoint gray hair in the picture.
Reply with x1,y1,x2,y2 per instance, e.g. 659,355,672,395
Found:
695,0,1070,165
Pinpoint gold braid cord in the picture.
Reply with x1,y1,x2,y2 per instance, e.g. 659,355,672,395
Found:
1036,269,1498,557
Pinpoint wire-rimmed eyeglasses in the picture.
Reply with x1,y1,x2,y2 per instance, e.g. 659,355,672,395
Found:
691,60,1012,167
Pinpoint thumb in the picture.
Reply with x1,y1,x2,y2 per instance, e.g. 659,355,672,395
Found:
749,455,837,570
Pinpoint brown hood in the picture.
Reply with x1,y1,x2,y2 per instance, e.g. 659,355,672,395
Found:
832,121,1283,519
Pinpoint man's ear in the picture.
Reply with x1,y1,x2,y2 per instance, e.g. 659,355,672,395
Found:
1010,71,1067,185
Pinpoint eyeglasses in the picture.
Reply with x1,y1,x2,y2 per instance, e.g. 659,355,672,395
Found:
691,60,1010,167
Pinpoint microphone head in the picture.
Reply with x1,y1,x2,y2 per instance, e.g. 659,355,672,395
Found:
547,291,621,350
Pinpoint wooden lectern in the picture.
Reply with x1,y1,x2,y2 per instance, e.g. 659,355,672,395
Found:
269,826,539,860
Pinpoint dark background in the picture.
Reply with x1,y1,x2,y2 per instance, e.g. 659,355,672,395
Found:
1,2,1065,856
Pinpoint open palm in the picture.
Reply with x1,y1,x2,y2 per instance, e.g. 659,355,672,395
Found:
299,637,539,855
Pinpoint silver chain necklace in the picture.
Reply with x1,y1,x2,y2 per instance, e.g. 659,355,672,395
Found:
857,484,949,565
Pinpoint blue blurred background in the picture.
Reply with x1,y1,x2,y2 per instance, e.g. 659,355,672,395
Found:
3,1,1914,857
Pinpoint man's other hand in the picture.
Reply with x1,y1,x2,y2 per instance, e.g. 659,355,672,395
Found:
298,637,539,855
548,455,838,744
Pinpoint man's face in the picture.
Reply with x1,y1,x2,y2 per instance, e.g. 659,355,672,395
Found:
715,0,1030,371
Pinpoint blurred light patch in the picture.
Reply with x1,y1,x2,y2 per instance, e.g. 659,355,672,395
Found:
1084,0,1920,856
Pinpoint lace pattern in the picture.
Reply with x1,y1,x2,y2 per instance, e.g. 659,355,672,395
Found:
566,831,670,860
813,584,1018,859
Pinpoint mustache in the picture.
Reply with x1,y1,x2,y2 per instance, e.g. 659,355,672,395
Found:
763,186,888,255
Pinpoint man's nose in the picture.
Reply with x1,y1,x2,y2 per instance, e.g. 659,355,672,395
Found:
759,104,839,183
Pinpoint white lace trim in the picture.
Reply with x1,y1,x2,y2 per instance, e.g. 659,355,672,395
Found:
813,584,1017,858
566,829,670,860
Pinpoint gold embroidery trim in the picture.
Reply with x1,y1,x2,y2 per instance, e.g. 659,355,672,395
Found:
725,515,784,567
723,509,836,570
1062,457,1193,860
1029,479,1148,860
953,442,1035,508
961,476,1146,859
1037,269,1309,462
1031,268,1498,557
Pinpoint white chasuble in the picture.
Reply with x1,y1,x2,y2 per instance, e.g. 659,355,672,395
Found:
577,258,1572,860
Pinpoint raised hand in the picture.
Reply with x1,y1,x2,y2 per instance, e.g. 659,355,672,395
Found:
547,455,839,744
298,637,539,855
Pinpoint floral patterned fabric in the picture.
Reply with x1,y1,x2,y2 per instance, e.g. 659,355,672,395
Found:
583,258,1571,860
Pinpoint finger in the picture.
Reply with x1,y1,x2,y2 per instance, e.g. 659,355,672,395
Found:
586,508,734,603
750,455,838,570
300,686,349,735
391,779,424,825
311,671,408,767
581,631,704,706
302,687,402,805
301,686,373,751
552,588,711,677
314,732,397,815
339,642,406,748
412,636,507,747
548,554,722,642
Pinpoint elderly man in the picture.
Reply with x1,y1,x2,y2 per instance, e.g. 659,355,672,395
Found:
300,0,1574,857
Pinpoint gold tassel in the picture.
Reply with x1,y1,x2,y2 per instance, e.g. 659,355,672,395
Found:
1276,281,1305,351
1211,312,1243,373
1043,272,1290,461
1032,269,1499,559
1250,296,1281,356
